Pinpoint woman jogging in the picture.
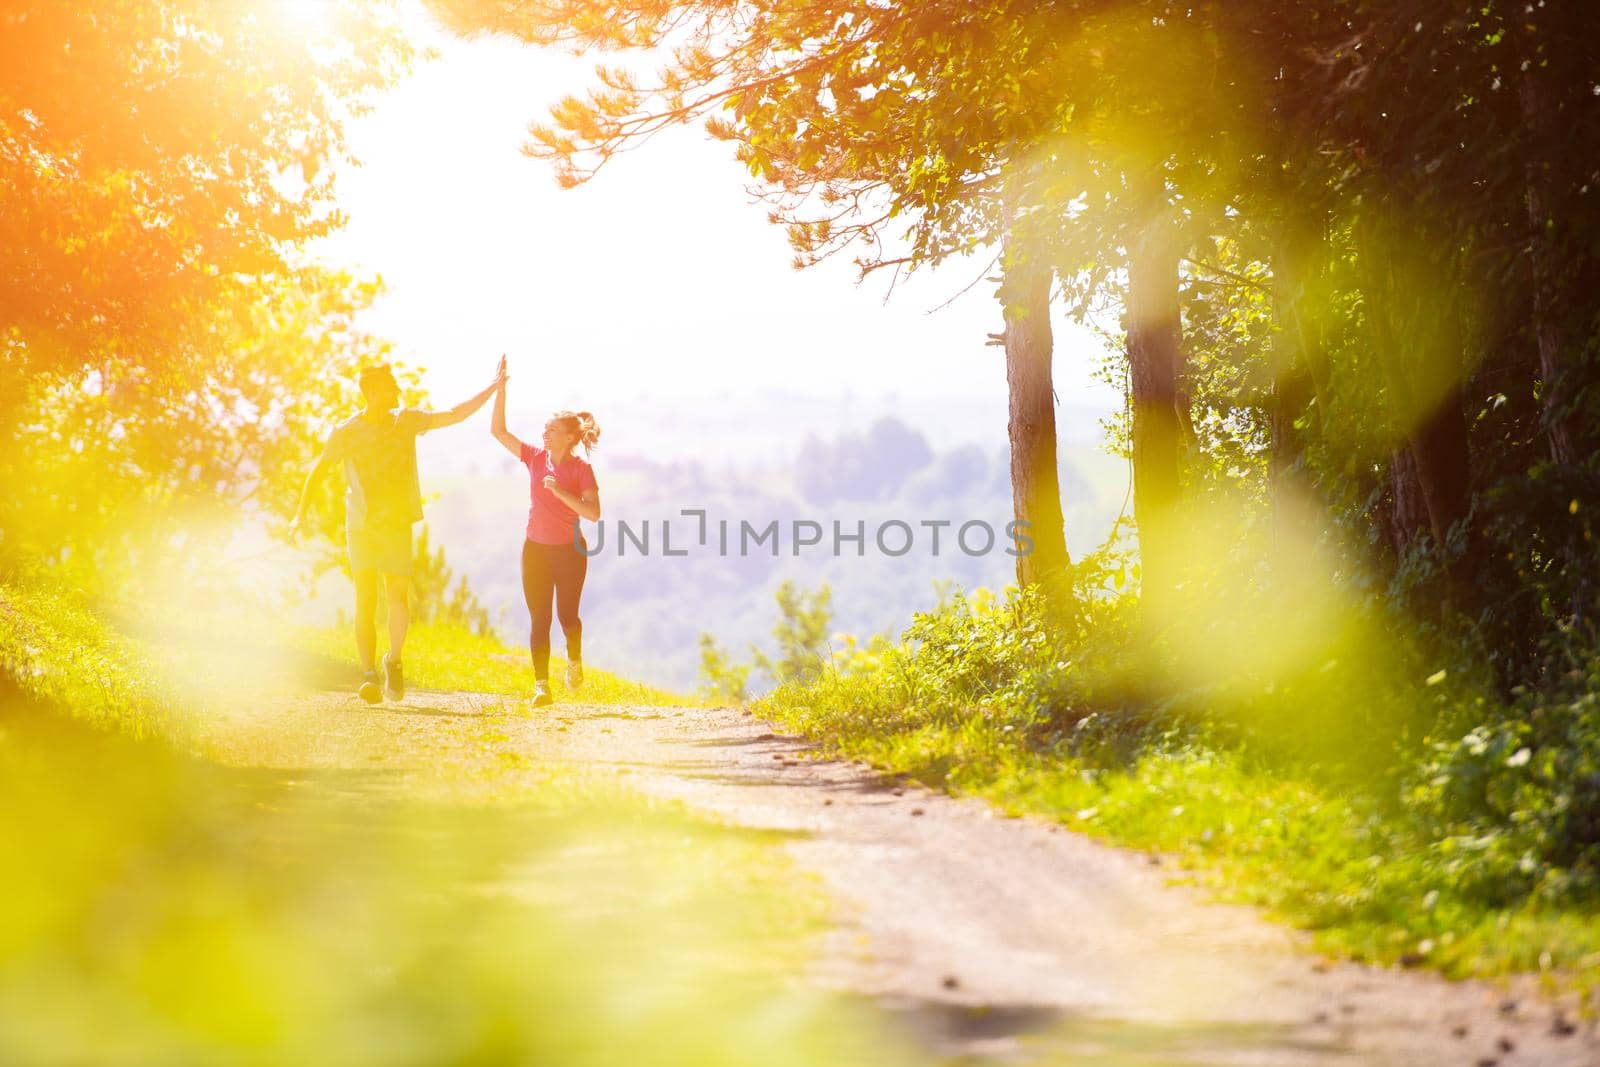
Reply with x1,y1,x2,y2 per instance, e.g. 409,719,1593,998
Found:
489,355,602,706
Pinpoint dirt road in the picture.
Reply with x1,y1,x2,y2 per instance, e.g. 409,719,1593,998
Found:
205,689,1600,1066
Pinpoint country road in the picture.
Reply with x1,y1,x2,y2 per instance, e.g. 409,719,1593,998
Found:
202,688,1600,1067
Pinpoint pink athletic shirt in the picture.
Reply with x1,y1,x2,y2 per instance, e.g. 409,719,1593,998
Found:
520,443,598,545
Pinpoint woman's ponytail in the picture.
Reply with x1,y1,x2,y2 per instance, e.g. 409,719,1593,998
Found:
555,409,602,455
576,411,601,454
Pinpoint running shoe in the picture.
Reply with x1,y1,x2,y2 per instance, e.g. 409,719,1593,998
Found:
358,670,382,705
533,680,554,707
383,654,404,702
564,658,583,691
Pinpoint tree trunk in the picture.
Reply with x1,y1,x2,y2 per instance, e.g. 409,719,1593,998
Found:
1511,7,1595,624
1409,386,1472,546
1127,174,1183,607
1356,216,1473,551
1267,348,1320,569
1383,444,1431,556
1268,223,1324,502
999,240,1071,595
1371,393,1474,558
1268,364,1315,491
1518,18,1586,466
1387,397,1478,627
1524,156,1579,466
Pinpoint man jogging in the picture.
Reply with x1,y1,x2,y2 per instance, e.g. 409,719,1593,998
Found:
291,362,503,704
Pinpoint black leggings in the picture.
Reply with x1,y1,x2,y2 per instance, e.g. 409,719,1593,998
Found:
521,538,588,681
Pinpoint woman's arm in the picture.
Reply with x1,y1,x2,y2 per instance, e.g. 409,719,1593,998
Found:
543,478,601,522
575,487,601,522
490,355,524,459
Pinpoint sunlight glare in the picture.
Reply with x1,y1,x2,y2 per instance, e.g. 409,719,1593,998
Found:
272,0,335,39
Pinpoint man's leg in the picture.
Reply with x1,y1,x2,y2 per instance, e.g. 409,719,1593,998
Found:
381,572,409,701
353,568,379,672
384,573,410,662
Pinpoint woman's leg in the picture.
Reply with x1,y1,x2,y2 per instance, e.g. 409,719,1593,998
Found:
552,541,588,664
520,540,557,681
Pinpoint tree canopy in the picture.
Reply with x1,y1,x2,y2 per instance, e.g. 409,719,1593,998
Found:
0,1,413,582
435,0,1600,681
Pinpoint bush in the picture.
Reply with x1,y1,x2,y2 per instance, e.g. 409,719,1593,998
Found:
1405,679,1600,907
754,543,1600,981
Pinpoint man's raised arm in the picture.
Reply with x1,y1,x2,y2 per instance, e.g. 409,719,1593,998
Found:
417,361,506,432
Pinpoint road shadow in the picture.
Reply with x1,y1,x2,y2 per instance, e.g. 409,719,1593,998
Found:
384,704,486,720
558,710,666,721
866,992,1334,1066
680,732,810,748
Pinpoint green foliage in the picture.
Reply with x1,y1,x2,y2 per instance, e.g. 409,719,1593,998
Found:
697,634,752,704
410,525,493,637
0,2,415,591
750,581,834,688
759,576,1600,986
0,577,185,742
2,270,403,590
1405,677,1600,909
698,582,836,699
1,2,410,368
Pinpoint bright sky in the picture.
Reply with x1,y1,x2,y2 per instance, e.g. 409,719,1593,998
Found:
312,2,1121,438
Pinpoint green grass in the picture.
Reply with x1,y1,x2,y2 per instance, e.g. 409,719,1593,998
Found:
0,578,905,1065
0,578,190,741
759,672,1600,995
0,574,689,740
309,620,690,706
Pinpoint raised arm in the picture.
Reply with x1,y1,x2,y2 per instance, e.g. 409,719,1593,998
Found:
490,356,524,459
418,360,505,432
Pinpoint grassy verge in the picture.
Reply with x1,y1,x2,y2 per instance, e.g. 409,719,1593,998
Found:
303,620,688,706
0,573,687,735
755,589,1600,999
0,579,903,1065
0,578,187,741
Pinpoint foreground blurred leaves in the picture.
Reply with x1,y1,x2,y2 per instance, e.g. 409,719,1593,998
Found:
0,580,903,1066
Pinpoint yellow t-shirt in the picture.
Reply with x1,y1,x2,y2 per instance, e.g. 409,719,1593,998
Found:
328,409,426,529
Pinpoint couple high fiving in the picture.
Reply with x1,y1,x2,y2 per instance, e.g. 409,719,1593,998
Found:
291,355,600,707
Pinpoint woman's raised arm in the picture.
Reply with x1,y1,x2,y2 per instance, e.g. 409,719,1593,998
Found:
490,354,524,459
